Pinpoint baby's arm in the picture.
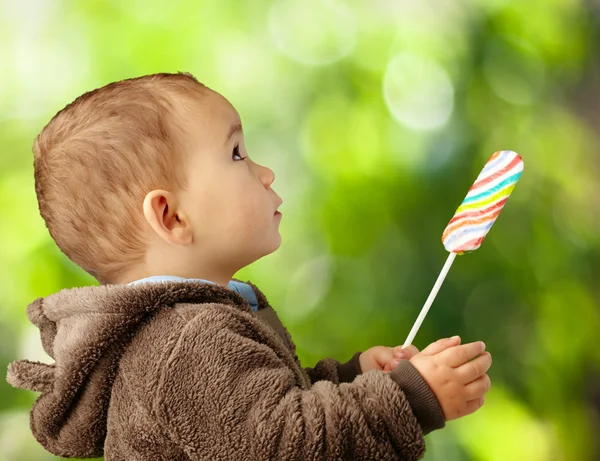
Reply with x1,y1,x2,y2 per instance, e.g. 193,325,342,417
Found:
152,308,441,461
303,352,363,384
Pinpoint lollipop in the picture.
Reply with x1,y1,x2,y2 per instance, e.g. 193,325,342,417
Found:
403,151,524,347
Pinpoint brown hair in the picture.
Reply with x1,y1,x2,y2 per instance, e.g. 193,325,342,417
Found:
34,72,206,285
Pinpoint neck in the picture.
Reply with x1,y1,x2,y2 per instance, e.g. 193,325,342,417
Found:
116,246,238,287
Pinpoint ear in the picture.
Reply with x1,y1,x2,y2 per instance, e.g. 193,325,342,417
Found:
143,190,192,245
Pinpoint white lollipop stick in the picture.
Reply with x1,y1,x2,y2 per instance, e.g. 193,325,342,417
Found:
403,252,456,348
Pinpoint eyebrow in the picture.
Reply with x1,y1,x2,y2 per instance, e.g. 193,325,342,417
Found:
225,122,243,145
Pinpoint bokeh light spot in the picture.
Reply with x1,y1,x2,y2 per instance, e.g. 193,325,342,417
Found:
268,0,357,66
384,52,454,131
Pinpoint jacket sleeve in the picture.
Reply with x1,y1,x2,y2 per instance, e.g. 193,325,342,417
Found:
151,308,443,461
303,351,363,384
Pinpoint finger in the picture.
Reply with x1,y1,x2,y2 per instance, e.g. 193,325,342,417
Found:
383,359,398,373
456,352,492,383
388,355,406,369
420,336,461,356
372,348,395,370
464,374,491,401
441,341,486,367
463,396,485,417
386,357,403,371
379,347,396,363
393,345,419,359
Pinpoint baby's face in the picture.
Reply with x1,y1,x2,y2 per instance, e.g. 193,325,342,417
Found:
178,90,283,269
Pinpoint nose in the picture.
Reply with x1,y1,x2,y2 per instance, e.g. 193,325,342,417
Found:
257,163,275,189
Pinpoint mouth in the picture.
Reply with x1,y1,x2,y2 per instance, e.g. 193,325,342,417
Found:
274,197,283,215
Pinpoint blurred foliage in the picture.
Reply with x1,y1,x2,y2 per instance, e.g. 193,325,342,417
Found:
1,0,600,460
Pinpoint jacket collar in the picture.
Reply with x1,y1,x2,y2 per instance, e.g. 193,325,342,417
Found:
127,276,261,312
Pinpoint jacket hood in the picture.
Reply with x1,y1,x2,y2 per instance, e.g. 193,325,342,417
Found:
6,280,268,458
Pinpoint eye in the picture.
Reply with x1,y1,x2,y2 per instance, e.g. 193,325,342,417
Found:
232,144,246,161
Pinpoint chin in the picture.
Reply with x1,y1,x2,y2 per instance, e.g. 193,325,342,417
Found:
238,235,282,268
259,232,283,259
263,234,282,257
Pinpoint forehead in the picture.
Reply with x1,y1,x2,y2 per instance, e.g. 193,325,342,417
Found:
181,90,240,142
175,89,241,177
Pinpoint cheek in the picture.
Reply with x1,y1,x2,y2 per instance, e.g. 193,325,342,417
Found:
193,172,241,219
230,192,274,241
235,199,267,233
195,170,271,237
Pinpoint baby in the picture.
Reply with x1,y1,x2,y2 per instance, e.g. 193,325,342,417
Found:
6,73,491,460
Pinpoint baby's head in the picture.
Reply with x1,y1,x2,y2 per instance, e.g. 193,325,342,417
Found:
34,73,283,286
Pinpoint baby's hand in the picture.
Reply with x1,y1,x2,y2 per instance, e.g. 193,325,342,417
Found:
359,345,419,373
410,336,492,421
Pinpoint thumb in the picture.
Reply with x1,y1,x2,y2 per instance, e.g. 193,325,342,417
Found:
420,336,461,356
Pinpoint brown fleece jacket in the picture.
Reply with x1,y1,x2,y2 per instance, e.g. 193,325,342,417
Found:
6,280,445,460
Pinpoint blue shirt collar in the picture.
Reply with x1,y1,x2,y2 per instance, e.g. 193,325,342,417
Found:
128,276,259,312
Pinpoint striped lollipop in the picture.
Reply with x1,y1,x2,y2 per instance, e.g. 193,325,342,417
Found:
403,151,524,347
442,150,524,254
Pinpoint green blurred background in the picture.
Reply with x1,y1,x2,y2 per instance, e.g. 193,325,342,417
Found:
1,0,600,459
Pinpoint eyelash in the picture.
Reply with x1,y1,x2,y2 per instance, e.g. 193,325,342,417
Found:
233,144,246,161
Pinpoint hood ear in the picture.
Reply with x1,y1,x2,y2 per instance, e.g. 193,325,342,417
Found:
6,360,55,394
26,298,56,359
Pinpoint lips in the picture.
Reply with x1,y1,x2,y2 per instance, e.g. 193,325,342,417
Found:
274,197,283,214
